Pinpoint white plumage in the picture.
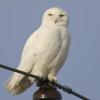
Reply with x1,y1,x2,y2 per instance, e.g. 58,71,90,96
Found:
5,7,71,95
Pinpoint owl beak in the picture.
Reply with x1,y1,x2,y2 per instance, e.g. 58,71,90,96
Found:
55,20,58,23
55,17,59,23
55,20,57,23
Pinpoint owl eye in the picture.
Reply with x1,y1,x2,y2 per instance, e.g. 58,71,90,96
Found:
48,13,53,16
59,14,64,17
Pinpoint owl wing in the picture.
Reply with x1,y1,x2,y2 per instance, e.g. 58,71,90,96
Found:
5,31,38,95
5,27,62,95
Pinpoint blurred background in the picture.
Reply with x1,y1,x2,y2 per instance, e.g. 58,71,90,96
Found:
0,0,100,100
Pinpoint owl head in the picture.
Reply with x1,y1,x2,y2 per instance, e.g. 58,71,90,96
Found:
42,7,69,27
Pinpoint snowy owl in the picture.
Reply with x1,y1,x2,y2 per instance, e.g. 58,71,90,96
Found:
5,7,71,95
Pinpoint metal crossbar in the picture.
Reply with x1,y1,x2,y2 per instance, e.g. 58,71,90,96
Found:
0,64,90,100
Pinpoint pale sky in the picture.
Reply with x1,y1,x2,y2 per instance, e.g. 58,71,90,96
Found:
0,0,100,100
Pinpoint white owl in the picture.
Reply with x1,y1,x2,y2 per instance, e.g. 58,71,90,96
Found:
5,7,71,95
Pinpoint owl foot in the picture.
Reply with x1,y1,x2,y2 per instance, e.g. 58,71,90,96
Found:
48,74,57,83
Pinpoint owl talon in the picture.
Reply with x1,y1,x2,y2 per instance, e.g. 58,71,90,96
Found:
48,74,57,83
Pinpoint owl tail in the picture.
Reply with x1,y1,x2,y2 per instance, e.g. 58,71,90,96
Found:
5,72,35,95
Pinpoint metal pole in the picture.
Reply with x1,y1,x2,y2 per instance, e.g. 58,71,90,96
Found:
33,80,62,100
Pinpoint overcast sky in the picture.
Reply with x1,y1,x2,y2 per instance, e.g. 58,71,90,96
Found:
0,0,100,100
